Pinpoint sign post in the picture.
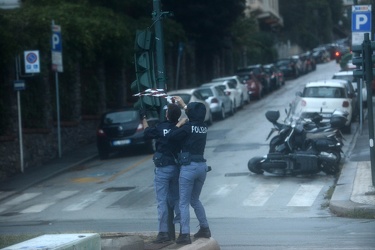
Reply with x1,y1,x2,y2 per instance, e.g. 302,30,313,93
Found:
51,21,63,158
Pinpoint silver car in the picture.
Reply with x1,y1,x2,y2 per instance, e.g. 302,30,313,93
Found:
196,85,234,120
201,80,243,110
211,75,250,105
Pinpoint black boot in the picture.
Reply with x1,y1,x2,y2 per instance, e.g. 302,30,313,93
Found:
153,232,170,243
194,227,211,238
176,234,191,244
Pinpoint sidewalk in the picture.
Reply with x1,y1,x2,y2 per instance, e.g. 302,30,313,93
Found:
329,117,375,218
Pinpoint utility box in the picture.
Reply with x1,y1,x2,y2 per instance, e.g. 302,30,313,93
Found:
1,233,100,250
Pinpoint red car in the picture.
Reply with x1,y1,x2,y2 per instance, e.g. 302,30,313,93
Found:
237,73,263,100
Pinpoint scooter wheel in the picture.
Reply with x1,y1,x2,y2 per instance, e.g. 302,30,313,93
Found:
248,157,264,174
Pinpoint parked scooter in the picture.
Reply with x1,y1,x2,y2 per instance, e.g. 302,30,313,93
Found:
248,109,347,176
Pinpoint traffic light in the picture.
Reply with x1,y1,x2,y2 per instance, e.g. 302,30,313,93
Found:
131,29,160,110
351,44,364,78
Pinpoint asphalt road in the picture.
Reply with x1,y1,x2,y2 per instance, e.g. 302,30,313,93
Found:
1,61,374,249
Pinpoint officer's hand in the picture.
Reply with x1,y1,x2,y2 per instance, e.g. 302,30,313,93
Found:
176,117,188,128
139,109,147,119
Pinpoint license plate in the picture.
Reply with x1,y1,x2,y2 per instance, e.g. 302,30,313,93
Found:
112,139,130,146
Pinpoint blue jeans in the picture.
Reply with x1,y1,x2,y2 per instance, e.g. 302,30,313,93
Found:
179,161,209,234
154,165,180,232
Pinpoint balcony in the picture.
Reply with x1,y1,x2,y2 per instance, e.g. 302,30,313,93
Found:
246,0,283,29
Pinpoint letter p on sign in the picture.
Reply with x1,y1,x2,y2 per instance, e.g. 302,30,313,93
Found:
356,14,368,30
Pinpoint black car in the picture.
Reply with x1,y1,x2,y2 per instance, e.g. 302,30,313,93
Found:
275,58,300,78
96,107,158,159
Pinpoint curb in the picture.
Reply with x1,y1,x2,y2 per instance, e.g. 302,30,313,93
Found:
329,161,375,218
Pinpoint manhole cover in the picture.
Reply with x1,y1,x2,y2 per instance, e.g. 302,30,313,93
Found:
103,187,136,192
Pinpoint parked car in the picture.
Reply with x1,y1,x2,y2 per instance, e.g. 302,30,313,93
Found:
263,63,284,90
312,47,330,64
211,75,249,105
299,51,316,72
330,78,359,122
332,71,367,107
236,64,271,94
167,88,213,125
195,85,234,120
275,58,300,79
237,72,263,100
294,80,353,134
96,107,158,160
201,80,243,110
291,55,305,75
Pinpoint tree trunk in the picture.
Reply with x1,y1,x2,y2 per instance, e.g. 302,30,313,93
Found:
72,60,82,122
97,62,106,114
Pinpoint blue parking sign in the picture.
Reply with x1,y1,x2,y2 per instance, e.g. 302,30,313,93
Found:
352,5,372,32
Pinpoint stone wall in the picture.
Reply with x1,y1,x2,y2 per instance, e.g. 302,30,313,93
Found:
0,118,99,182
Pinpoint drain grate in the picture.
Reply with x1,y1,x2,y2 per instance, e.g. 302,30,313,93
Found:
0,212,20,217
102,187,136,192
225,172,251,177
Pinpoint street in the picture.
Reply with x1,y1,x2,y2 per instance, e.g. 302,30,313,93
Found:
1,61,375,249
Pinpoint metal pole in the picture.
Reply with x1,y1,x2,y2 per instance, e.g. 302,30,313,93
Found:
15,56,24,173
363,33,375,186
55,71,61,158
52,20,62,158
153,0,175,239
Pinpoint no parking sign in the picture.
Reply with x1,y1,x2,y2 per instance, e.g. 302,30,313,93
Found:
24,50,40,73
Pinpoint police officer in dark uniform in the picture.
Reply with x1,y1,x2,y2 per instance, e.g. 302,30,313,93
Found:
143,103,182,243
167,97,211,245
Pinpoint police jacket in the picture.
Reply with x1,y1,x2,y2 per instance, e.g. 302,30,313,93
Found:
168,102,207,158
144,120,181,160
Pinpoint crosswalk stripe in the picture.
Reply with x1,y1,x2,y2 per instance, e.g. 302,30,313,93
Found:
214,184,238,196
243,184,279,206
2,193,41,206
287,184,324,207
63,190,103,211
20,202,55,213
54,190,79,199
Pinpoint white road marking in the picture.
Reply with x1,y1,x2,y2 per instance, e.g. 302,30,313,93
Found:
63,190,104,211
20,203,55,213
2,193,41,206
214,184,238,196
287,184,324,207
243,184,279,206
54,190,79,199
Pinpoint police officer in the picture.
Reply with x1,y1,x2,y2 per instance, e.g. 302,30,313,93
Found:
143,103,182,243
167,97,211,245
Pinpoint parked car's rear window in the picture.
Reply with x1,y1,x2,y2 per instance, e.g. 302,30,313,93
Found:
197,88,213,99
303,87,346,98
103,111,138,124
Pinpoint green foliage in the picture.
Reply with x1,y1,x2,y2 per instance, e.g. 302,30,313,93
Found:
279,0,344,49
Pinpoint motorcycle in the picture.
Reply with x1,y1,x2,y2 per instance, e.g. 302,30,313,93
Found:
248,109,347,176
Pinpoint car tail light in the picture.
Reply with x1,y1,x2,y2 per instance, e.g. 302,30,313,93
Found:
342,101,350,108
137,123,144,132
248,81,255,89
211,98,219,104
301,99,307,107
97,129,106,137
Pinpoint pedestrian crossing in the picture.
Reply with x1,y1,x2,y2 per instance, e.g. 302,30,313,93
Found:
0,181,330,217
